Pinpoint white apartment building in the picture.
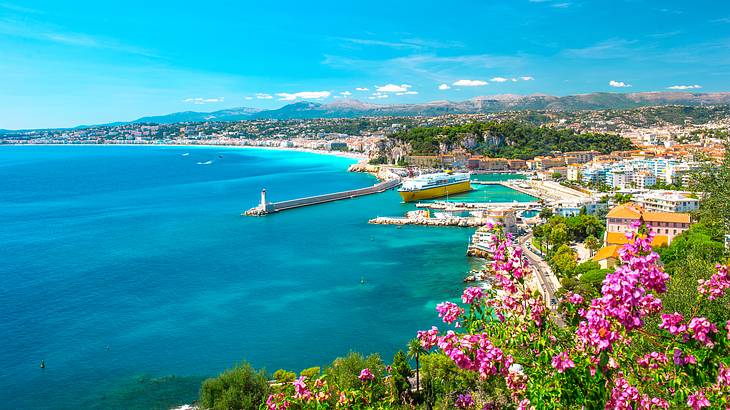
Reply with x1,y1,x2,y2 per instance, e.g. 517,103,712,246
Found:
633,191,699,213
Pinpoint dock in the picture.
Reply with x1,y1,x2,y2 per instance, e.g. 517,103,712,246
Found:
369,216,487,227
244,179,401,216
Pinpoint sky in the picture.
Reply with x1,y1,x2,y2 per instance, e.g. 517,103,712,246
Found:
1,0,730,129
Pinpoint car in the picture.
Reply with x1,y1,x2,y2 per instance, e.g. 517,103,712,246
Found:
550,298,557,306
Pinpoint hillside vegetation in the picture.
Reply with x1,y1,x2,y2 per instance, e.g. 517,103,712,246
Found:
390,120,636,159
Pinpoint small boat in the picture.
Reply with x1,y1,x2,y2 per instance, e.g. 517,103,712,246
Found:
40,360,45,369
197,160,213,165
181,153,190,157
360,276,365,285
218,155,223,158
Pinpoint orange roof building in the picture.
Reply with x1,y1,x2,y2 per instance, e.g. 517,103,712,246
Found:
592,245,621,269
605,203,691,245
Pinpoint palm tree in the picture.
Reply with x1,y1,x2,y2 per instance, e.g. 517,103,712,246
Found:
407,339,426,392
585,235,600,257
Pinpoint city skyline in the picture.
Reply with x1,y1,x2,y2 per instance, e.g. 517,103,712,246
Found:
2,0,730,129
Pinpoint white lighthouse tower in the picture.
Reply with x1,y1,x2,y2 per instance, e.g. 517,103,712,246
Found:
260,188,271,213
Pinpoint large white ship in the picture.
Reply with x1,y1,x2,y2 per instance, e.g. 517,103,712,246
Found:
398,172,472,202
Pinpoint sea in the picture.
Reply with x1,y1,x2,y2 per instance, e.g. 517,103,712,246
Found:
0,145,534,409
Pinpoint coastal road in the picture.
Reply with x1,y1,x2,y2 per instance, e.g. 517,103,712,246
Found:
518,233,566,327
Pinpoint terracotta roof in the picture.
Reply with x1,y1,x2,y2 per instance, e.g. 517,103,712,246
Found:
593,245,621,261
605,232,670,248
643,212,691,224
606,203,691,224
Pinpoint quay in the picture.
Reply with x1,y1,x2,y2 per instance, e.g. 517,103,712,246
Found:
369,216,486,227
415,201,541,211
244,179,401,216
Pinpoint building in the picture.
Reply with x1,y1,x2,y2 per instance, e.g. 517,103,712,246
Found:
605,203,691,244
533,156,566,170
564,150,600,164
567,164,582,182
507,159,527,170
633,192,699,213
406,156,441,168
479,157,510,171
592,245,621,269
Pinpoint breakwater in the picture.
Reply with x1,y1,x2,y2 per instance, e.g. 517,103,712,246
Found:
369,216,486,227
244,178,401,215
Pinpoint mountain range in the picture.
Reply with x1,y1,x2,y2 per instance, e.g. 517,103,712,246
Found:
101,91,730,126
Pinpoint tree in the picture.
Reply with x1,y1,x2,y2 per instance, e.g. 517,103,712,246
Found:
549,224,569,254
551,244,578,277
407,338,426,392
391,350,412,401
539,207,554,221
695,142,730,236
584,235,600,257
199,362,270,410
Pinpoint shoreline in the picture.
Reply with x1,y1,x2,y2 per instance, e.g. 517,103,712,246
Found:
1,142,368,161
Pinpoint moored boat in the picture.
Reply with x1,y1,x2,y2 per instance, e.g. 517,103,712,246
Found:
398,172,472,202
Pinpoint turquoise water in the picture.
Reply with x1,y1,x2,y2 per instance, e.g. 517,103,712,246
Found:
0,146,531,409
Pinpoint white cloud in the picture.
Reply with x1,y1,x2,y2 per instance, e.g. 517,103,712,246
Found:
667,84,702,90
182,97,225,104
490,77,509,82
256,93,273,99
453,79,488,86
609,80,632,88
340,91,352,96
376,83,412,92
521,76,535,81
368,92,390,100
276,91,331,101
438,83,451,90
396,91,419,95
355,87,369,91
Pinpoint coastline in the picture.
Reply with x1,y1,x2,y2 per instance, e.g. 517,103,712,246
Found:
1,142,368,161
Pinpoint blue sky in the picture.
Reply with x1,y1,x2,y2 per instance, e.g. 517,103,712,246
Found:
1,0,729,129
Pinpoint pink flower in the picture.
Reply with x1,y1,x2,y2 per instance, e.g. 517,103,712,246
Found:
461,287,484,304
687,317,718,347
637,352,669,369
455,393,474,409
358,368,374,382
436,301,463,324
266,393,289,410
659,312,687,336
687,391,711,410
672,349,697,366
417,326,440,350
717,364,730,387
292,376,311,401
607,376,640,410
517,398,533,410
698,264,730,300
551,351,575,373
565,291,584,305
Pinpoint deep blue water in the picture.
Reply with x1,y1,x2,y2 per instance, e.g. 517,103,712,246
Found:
0,146,531,409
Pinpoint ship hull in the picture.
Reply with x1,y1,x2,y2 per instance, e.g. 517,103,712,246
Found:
399,180,472,202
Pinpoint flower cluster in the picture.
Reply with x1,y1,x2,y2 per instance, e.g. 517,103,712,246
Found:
698,264,730,300
636,352,668,369
435,301,463,325
551,351,575,373
461,286,484,305
358,368,374,382
455,393,475,409
414,223,729,409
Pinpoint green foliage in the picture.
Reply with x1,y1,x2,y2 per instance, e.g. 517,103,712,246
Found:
574,260,600,277
694,143,730,235
390,120,635,158
390,350,412,401
199,362,270,410
324,352,386,392
612,193,633,204
657,223,726,268
299,366,320,379
551,244,578,277
368,156,387,165
273,369,296,383
584,235,601,256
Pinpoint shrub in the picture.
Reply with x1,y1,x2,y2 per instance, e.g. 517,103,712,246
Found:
199,362,269,410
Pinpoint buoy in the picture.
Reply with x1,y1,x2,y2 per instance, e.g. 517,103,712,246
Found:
360,277,365,285
40,360,45,369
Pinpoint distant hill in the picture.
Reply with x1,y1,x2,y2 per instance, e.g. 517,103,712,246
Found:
119,92,730,125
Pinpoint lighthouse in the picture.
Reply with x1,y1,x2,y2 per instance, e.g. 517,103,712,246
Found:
260,188,271,213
